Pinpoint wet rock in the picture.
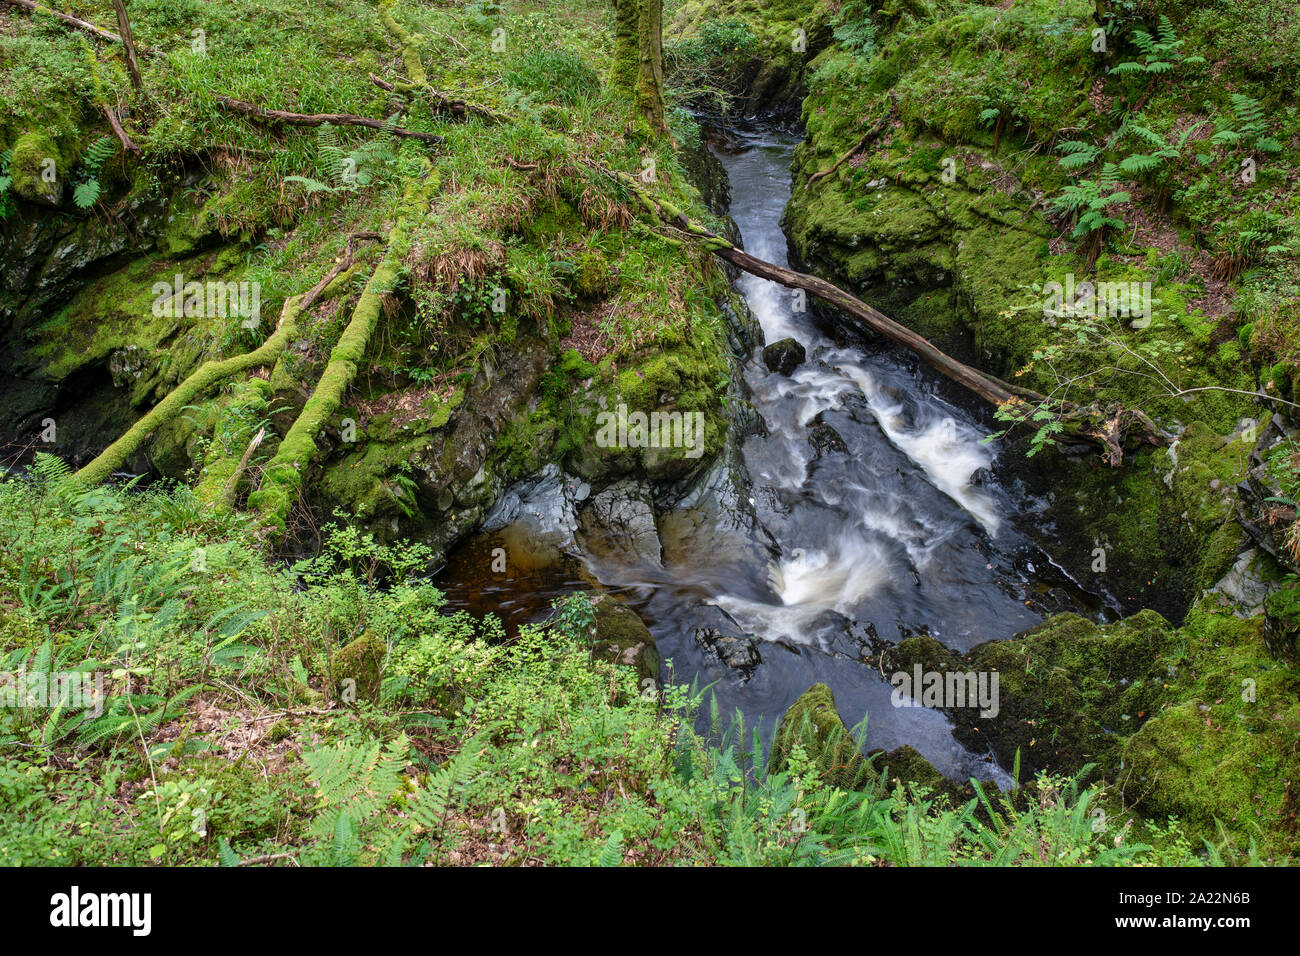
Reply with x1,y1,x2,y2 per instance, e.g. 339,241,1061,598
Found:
762,337,805,376
808,418,848,457
578,479,662,568
694,626,761,678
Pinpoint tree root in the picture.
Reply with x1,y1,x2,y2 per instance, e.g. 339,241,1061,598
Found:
73,237,375,488
246,174,439,536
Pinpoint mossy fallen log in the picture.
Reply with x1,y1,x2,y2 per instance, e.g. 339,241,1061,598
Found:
73,240,371,488
247,174,439,535
213,97,443,145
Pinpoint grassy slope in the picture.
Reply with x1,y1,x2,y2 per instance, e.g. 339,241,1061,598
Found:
1,0,737,544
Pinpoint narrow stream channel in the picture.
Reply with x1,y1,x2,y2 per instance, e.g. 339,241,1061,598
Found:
440,125,1106,782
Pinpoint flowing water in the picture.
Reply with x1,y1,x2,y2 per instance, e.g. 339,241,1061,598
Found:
440,126,1105,783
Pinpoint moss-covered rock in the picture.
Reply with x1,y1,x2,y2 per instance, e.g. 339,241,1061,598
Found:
1119,605,1300,859
950,610,1177,778
769,683,868,790
762,337,805,375
588,592,660,686
869,744,948,795
331,633,386,705
10,131,67,207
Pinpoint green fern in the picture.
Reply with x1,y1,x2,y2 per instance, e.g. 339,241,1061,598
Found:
72,136,117,210
597,830,625,867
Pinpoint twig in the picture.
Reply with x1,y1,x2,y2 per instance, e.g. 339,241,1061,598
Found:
236,851,299,867
3,0,122,44
102,103,140,155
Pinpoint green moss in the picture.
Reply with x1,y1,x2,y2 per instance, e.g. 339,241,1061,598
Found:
769,683,868,790
588,593,660,686
331,633,386,705
10,130,68,205
1120,604,1300,859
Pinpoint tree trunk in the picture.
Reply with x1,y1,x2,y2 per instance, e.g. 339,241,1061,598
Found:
612,0,666,135
110,0,143,91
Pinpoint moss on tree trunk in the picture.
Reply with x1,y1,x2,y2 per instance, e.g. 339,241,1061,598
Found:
247,173,439,536
612,0,666,136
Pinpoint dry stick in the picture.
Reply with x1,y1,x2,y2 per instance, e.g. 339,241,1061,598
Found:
213,96,444,144
220,426,265,507
110,0,142,90
2,0,122,43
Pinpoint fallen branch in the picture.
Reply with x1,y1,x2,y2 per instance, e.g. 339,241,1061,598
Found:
607,166,1169,463
213,96,443,144
3,0,122,44
368,73,503,124
806,98,896,187
74,236,377,487
102,103,140,155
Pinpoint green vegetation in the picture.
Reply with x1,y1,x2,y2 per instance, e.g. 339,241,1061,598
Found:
0,464,1219,865
3,0,1298,869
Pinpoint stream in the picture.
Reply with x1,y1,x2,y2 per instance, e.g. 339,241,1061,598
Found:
439,125,1106,783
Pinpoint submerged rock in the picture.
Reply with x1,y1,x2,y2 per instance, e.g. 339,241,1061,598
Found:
762,337,805,376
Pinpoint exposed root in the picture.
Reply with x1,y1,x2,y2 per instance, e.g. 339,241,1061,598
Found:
73,237,377,488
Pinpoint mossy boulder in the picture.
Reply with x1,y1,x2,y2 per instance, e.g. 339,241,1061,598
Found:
588,592,660,686
769,683,868,790
10,131,67,206
331,633,386,705
1119,605,1300,858
869,744,949,795
935,611,1179,779
762,337,805,376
